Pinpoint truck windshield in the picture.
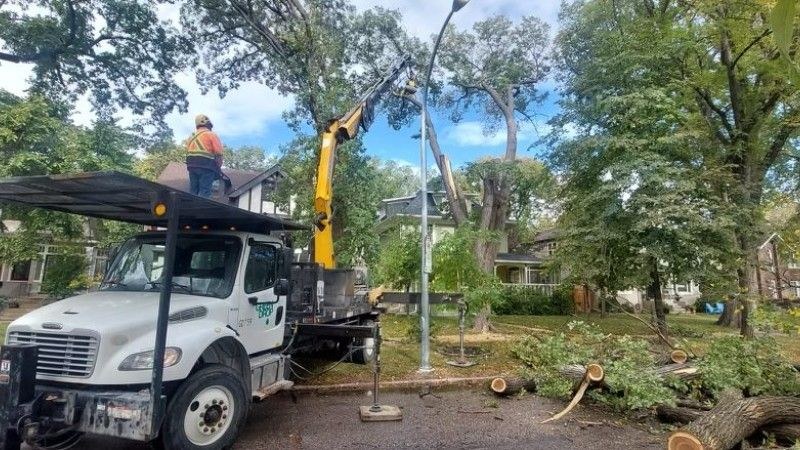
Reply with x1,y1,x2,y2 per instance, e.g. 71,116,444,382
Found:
101,235,242,299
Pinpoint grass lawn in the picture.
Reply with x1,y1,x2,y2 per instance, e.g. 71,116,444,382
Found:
298,312,800,385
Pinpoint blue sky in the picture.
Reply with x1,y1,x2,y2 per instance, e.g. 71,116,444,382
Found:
0,0,564,169
222,92,561,168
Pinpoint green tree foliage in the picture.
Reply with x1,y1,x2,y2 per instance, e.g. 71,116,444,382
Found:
371,226,420,290
464,157,557,245
224,146,277,172
275,136,411,266
430,226,493,292
40,252,89,299
513,321,675,410
0,91,135,262
182,0,388,131
695,335,800,398
553,0,800,335
134,141,184,181
0,0,190,132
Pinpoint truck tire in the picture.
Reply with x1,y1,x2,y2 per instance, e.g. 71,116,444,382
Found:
156,364,249,450
351,319,376,364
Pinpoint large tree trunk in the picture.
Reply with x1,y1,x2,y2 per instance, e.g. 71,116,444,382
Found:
668,396,800,450
737,234,756,338
647,257,668,335
716,295,738,327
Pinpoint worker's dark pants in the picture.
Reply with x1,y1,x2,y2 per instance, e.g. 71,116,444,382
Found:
189,167,216,198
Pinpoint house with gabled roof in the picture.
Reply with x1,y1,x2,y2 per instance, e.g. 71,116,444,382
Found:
156,162,291,216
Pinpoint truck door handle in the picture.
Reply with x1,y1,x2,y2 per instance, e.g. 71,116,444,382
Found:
248,297,280,305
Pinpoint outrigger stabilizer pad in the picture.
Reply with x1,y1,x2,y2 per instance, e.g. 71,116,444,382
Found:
359,404,402,422
446,359,477,368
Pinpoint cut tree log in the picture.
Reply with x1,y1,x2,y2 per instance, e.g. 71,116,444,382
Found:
541,363,605,424
489,377,537,397
668,396,800,450
653,363,699,380
656,349,689,365
560,363,605,385
669,349,688,364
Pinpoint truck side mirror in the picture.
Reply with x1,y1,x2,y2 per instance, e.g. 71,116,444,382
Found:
274,278,290,296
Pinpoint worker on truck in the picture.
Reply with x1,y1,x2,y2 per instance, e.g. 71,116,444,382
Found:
185,114,224,198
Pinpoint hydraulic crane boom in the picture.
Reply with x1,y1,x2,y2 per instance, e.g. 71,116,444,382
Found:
313,55,414,269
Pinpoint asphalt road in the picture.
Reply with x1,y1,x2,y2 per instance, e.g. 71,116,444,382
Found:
62,389,664,449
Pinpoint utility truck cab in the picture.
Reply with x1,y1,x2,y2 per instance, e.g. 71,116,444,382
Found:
9,231,288,384
0,172,378,450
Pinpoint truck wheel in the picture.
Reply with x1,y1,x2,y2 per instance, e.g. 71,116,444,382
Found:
351,319,376,364
158,364,248,450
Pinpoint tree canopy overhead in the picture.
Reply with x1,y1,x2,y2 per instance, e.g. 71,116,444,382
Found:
0,0,190,134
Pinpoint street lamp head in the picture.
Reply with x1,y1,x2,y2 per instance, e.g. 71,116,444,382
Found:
452,0,470,12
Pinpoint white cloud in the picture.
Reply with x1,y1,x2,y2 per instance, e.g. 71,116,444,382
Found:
446,120,553,147
165,73,294,141
447,121,506,146
0,62,34,97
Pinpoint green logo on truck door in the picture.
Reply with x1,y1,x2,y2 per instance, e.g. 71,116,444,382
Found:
256,303,274,324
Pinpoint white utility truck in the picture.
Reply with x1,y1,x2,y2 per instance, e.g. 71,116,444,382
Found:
0,171,379,450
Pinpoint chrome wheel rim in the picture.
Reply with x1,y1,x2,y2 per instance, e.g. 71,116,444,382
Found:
183,385,234,446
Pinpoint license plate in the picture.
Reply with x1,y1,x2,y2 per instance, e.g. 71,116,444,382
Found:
0,359,11,384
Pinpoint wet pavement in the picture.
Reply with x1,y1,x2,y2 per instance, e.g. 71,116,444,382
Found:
58,389,665,449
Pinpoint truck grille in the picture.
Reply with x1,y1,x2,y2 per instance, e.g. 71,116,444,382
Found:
7,331,99,378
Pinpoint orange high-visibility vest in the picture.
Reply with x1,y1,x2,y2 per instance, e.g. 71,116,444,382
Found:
186,128,223,159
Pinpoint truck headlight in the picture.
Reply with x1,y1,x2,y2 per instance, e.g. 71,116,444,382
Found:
118,347,182,371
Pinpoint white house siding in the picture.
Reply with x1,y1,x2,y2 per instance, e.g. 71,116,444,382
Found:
616,281,701,313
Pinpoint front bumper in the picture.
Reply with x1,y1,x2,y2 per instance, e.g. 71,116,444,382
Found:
0,344,163,448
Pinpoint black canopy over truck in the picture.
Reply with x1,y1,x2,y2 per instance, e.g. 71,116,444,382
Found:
0,171,379,449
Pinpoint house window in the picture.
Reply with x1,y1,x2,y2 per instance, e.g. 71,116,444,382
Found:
675,282,689,293
791,281,800,297
10,260,31,281
547,242,557,256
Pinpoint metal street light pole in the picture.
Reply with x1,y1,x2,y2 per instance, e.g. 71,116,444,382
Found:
419,0,470,373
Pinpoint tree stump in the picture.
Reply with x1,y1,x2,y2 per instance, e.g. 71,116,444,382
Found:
668,396,800,450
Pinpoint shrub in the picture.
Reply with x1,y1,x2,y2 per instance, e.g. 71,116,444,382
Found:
492,285,573,315
41,254,89,299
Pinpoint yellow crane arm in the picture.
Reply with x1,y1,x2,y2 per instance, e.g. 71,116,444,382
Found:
312,56,413,269
313,107,364,269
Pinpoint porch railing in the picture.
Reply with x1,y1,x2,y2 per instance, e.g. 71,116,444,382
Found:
501,283,560,296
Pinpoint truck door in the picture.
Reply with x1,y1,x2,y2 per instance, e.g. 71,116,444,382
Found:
238,241,286,354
